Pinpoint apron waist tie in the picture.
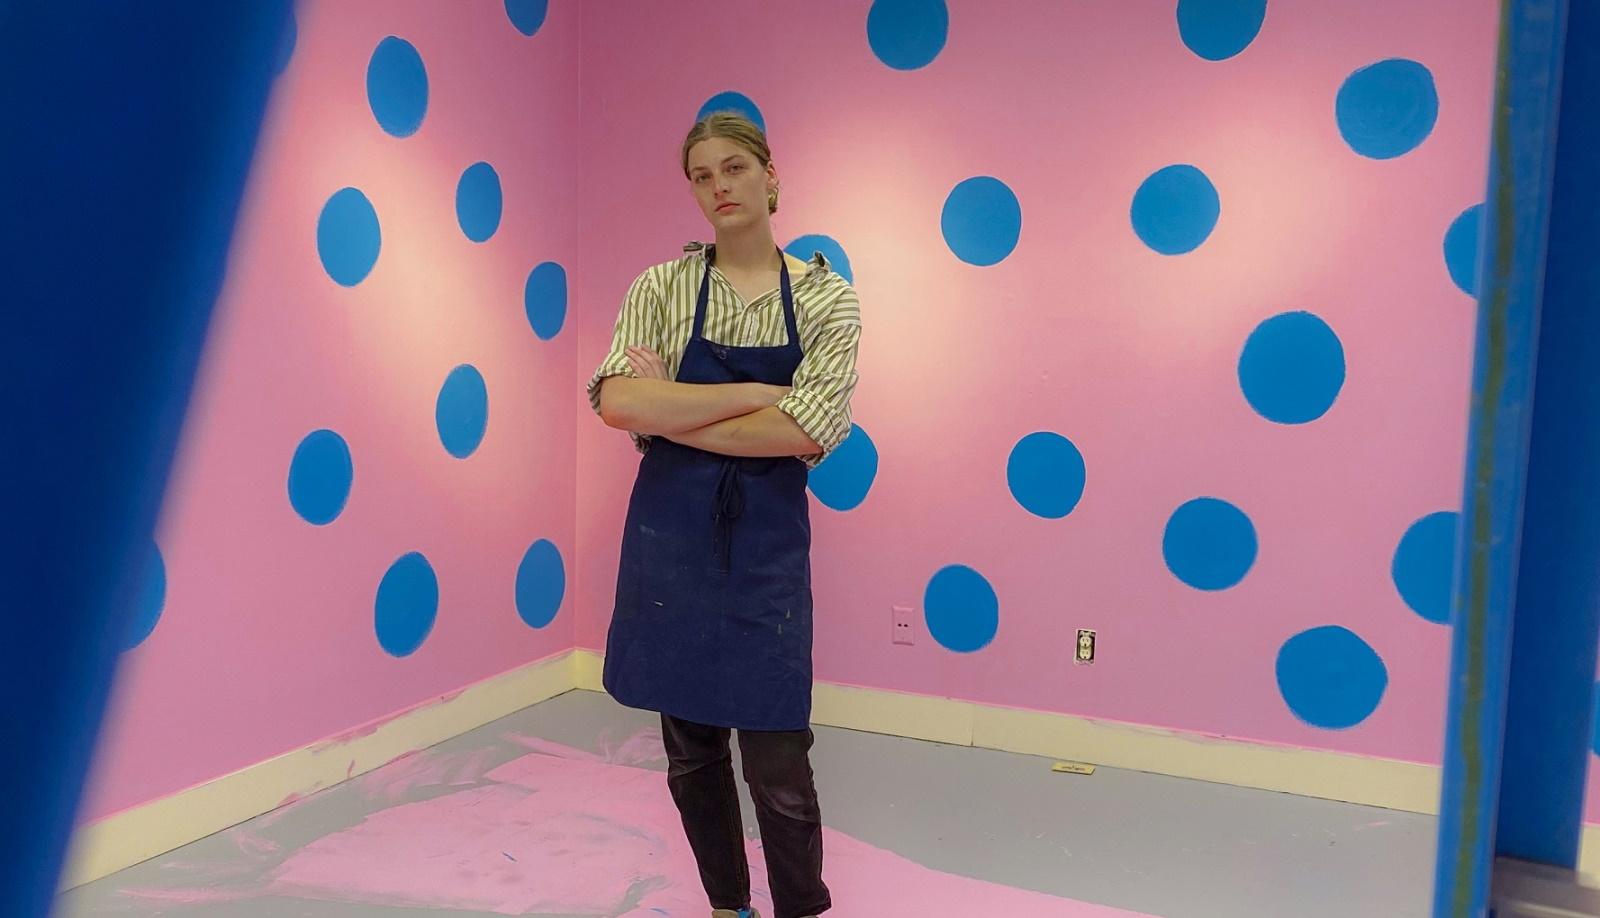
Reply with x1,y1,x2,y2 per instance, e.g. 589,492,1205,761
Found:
711,459,744,572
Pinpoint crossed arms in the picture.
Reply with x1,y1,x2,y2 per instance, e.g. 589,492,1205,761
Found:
596,346,821,458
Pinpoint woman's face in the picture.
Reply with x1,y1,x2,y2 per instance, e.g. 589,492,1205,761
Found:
686,135,776,231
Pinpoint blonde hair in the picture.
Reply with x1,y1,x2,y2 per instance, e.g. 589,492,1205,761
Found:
681,111,780,214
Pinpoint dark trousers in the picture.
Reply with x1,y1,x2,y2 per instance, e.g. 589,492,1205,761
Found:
661,714,831,918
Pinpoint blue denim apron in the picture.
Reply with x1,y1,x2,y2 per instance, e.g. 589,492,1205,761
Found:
603,248,813,731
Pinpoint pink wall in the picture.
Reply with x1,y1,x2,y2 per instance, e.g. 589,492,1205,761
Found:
82,0,579,823
574,0,1512,789
93,0,1600,836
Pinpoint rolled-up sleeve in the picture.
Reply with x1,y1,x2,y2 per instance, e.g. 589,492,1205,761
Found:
587,268,662,452
776,287,861,468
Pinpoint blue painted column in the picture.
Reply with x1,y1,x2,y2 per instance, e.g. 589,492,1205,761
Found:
1432,0,1600,914
1494,0,1600,870
0,3,288,915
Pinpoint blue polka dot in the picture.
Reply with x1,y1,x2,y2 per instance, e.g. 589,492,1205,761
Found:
808,424,878,511
436,365,488,459
867,0,949,71
524,261,567,340
1336,58,1438,160
515,539,565,629
1007,432,1086,519
504,0,549,36
785,234,854,284
1176,0,1267,61
1392,511,1458,625
1131,165,1220,255
375,552,437,658
123,541,166,651
696,92,765,132
942,176,1022,266
1164,497,1257,590
1444,203,1483,297
317,188,380,287
287,429,353,525
924,564,999,653
273,9,297,75
1238,311,1346,424
1276,626,1388,729
456,162,502,243
367,36,428,138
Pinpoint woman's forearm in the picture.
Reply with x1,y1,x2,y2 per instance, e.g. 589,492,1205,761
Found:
598,377,786,435
667,407,820,458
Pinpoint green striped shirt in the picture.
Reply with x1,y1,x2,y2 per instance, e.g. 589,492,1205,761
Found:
587,242,862,468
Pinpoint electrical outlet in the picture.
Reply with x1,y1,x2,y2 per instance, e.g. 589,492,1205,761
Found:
1075,629,1096,664
892,605,915,645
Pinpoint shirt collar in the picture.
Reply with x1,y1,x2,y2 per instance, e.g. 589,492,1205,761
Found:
683,241,830,277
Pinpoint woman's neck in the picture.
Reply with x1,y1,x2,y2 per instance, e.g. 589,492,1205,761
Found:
713,224,780,273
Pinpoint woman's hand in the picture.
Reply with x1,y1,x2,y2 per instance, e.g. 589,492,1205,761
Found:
626,346,671,380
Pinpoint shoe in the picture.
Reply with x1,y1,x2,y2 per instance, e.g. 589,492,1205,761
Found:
711,911,759,918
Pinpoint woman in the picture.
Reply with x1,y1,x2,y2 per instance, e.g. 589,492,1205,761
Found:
587,111,861,918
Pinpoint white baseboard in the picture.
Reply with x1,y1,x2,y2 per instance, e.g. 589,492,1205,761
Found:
67,645,1600,888
62,649,577,890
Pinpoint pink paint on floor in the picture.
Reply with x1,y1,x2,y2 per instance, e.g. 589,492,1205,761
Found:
121,739,1157,916
272,751,1153,915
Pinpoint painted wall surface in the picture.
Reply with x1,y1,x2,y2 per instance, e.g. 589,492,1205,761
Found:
80,0,578,823
573,0,1516,795
92,0,1600,837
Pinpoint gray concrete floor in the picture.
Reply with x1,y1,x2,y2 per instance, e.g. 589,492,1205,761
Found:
56,689,1436,917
